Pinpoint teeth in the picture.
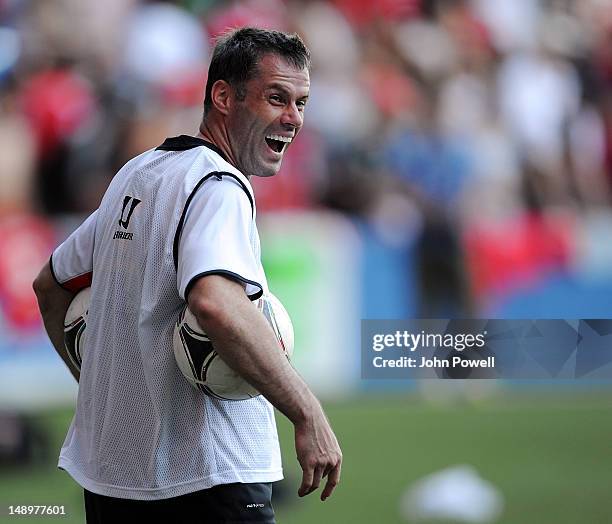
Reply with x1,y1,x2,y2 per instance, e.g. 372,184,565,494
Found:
266,134,292,143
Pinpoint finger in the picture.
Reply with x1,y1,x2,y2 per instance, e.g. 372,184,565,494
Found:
298,463,314,497
321,461,341,501
308,464,325,495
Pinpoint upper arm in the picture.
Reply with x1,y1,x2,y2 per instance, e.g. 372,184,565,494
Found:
51,210,98,292
176,178,263,302
33,260,73,299
186,273,251,326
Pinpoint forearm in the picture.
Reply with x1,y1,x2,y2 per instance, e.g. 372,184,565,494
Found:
33,264,80,382
188,276,318,425
188,274,342,500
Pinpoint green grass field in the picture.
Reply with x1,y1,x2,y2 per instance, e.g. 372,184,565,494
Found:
1,391,610,523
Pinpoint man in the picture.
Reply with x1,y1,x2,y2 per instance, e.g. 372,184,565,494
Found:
33,27,341,523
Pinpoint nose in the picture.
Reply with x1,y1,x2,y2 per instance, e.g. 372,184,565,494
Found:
280,102,303,129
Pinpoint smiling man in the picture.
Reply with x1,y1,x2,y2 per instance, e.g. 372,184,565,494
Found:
200,36,310,178
33,28,341,524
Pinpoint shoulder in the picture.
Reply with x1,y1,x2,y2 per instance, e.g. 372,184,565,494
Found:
189,172,254,219
192,150,255,216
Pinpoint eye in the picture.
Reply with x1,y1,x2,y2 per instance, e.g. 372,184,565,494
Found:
296,100,307,111
269,94,284,105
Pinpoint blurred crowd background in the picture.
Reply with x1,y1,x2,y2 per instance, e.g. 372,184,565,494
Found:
1,0,612,331
2,1,612,522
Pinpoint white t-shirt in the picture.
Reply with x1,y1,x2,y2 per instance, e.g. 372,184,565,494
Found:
51,135,282,500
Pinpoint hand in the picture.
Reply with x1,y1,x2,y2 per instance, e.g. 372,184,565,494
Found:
294,403,342,501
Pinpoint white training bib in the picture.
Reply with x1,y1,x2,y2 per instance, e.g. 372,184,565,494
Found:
51,135,282,500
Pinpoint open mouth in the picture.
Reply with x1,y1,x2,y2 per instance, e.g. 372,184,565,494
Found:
265,134,292,154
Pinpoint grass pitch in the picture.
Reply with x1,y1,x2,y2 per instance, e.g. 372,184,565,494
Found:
1,391,610,523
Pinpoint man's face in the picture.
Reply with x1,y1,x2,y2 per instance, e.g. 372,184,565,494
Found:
226,53,310,178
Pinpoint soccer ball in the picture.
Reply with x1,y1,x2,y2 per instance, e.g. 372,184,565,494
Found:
173,293,294,400
63,286,91,371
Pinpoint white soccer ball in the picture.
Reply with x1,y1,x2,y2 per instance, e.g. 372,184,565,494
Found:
63,286,91,371
173,292,294,400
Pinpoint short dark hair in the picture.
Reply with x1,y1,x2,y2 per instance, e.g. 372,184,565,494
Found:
203,27,311,114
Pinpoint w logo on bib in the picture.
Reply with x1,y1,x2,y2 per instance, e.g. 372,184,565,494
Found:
119,196,141,229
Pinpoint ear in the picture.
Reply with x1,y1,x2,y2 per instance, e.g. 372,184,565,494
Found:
210,80,232,115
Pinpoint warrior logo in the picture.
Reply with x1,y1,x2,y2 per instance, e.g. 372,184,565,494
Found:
118,195,141,229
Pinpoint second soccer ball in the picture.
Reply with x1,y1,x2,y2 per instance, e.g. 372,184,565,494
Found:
173,292,294,400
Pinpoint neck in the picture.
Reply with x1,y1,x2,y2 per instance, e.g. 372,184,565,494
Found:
198,120,245,176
